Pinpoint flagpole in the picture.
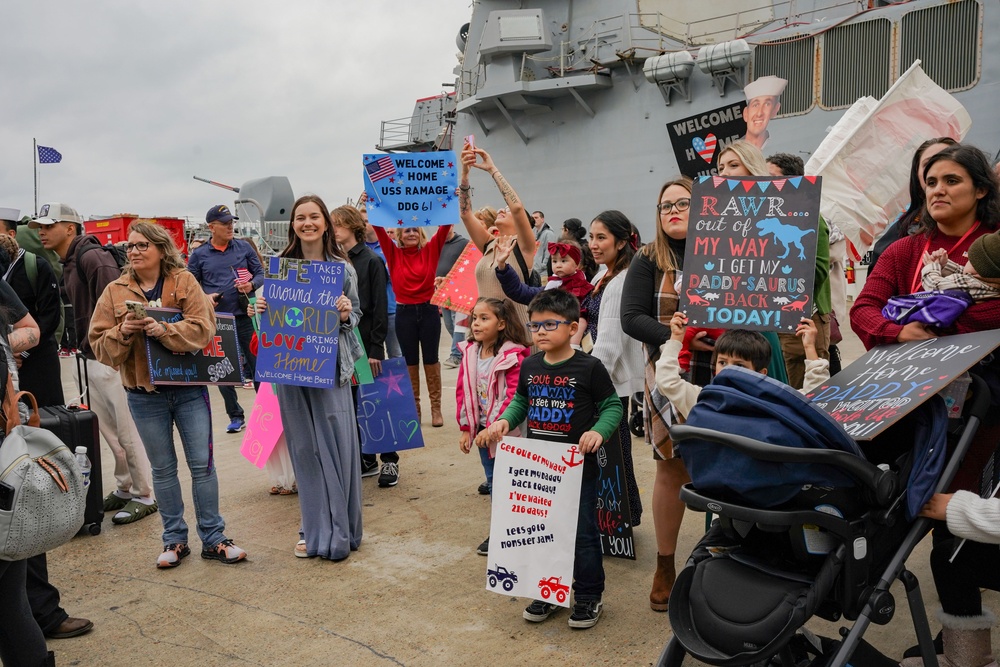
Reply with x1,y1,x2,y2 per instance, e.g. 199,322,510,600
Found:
33,138,38,216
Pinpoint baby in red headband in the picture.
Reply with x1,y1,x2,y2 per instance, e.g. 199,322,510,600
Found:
494,236,594,347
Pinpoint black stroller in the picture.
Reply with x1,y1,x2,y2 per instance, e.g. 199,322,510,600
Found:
657,365,991,667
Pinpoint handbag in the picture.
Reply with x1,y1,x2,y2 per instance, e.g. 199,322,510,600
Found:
882,290,974,329
0,376,86,561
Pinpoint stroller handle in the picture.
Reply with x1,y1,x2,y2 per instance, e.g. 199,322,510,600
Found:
670,424,896,506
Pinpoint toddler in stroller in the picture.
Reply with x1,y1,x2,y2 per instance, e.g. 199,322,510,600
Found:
657,363,992,667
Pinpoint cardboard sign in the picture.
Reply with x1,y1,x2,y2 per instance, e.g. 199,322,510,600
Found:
145,308,245,385
430,242,482,315
486,436,584,607
240,382,282,469
357,357,425,454
681,175,822,332
256,257,344,388
667,102,747,179
807,331,1000,440
363,151,459,228
596,432,635,560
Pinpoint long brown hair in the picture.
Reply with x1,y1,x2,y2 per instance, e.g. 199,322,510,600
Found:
127,220,186,278
281,195,346,261
468,297,530,355
641,176,693,273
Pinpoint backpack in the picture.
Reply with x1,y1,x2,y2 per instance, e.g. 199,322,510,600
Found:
76,241,127,285
512,244,542,288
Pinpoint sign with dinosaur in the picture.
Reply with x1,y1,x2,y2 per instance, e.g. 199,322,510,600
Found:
680,175,822,332
486,436,585,606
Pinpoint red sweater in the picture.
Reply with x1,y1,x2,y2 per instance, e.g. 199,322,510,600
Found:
850,227,1000,349
375,225,453,304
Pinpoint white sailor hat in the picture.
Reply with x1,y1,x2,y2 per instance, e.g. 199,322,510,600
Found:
0,208,19,222
744,75,787,100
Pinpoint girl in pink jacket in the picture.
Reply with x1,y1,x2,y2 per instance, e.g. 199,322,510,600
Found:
456,297,531,555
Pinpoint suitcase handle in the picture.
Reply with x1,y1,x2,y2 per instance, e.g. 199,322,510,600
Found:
73,352,90,408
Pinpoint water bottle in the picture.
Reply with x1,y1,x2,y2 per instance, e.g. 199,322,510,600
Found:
75,447,91,488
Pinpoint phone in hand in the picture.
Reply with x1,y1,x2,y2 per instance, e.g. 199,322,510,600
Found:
464,134,475,150
125,300,147,320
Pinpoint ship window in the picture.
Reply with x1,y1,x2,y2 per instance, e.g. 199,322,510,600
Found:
751,36,815,117
499,15,543,42
820,18,892,109
900,0,980,91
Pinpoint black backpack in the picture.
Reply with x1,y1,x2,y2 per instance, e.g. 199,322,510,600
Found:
75,242,127,285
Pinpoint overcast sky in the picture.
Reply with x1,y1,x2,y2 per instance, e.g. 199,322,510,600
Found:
1,1,472,222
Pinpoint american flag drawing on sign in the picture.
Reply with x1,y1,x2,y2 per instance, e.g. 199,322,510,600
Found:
365,156,396,182
233,267,253,285
37,145,62,164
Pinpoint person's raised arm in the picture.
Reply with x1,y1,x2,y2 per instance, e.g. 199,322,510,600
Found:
472,148,535,266
458,145,492,253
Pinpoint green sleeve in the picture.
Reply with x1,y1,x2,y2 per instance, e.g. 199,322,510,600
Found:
814,216,831,315
591,394,624,443
499,391,529,428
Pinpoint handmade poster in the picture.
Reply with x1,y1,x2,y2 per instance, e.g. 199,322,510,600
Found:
680,175,822,332
807,330,1000,440
356,357,425,454
145,308,245,385
596,432,635,560
256,257,344,388
486,436,585,607
363,150,459,228
666,101,747,179
430,242,482,315
240,383,282,469
352,329,375,386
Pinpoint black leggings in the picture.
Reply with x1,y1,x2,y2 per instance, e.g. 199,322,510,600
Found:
931,525,1000,616
395,303,442,366
0,559,48,666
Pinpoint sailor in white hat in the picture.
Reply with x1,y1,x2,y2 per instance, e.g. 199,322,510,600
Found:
0,207,19,236
742,75,787,151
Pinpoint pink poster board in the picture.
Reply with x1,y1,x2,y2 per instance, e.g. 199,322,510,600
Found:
240,382,283,469
431,242,482,315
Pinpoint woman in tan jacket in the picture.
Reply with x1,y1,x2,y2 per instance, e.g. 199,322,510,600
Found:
90,221,248,569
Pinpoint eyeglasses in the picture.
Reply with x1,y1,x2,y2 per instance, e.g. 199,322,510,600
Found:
657,199,691,214
125,242,150,253
525,320,573,332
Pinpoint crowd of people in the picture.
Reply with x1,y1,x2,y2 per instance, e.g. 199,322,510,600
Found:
2,135,1000,665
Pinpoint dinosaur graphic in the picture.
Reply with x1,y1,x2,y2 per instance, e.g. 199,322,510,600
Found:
772,296,791,305
704,292,721,300
686,289,710,306
756,217,815,260
780,295,810,312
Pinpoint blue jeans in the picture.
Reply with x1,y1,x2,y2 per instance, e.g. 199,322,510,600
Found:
385,312,402,359
478,445,494,488
126,386,227,549
441,308,464,360
572,473,605,601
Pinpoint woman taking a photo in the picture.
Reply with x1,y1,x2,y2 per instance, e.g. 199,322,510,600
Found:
254,194,365,560
91,221,247,568
587,210,644,527
374,223,452,431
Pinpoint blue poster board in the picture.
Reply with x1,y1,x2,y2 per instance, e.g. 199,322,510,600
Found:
357,357,425,454
255,257,344,388
363,151,459,228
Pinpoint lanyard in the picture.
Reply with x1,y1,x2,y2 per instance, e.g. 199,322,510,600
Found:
909,222,981,294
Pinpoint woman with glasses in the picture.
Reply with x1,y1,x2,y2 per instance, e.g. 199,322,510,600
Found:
621,177,705,612
90,221,248,569
586,210,644,530
458,141,539,335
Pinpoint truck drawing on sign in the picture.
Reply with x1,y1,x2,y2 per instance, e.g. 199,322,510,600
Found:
538,576,570,603
487,565,518,592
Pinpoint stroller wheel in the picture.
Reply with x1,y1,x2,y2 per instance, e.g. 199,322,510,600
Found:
629,394,645,437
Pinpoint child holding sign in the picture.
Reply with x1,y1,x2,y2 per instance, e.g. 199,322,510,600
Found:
655,313,828,418
478,290,622,629
456,297,531,555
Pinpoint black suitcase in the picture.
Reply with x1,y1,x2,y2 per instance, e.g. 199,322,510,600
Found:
39,405,103,535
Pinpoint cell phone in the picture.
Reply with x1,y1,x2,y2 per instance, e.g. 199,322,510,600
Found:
0,482,14,511
465,134,475,150
700,337,716,347
125,300,147,320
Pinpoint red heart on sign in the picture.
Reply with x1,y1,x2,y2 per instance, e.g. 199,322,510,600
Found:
692,134,717,163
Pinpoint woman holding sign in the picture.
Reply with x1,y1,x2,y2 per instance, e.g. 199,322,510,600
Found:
90,221,249,568
254,195,364,560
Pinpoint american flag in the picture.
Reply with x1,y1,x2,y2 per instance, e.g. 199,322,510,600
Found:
37,145,62,164
233,267,253,285
365,156,396,182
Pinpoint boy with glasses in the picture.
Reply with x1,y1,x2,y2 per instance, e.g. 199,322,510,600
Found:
477,289,622,629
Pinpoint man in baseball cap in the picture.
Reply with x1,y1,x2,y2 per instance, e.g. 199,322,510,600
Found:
28,202,84,229
742,75,787,151
205,204,237,224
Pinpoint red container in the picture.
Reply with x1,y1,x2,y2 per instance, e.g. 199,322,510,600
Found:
84,215,187,255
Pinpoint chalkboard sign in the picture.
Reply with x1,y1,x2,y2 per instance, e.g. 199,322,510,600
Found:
807,330,1000,440
357,357,425,454
596,431,635,561
256,257,344,388
680,175,822,332
145,308,245,385
667,102,747,180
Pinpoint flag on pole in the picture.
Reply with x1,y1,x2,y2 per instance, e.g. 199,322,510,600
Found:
365,156,396,182
233,267,253,285
37,146,62,164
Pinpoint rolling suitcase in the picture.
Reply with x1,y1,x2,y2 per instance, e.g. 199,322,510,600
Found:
38,404,103,535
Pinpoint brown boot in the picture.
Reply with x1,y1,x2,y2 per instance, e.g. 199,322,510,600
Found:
650,553,675,612
425,362,444,427
407,365,422,423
